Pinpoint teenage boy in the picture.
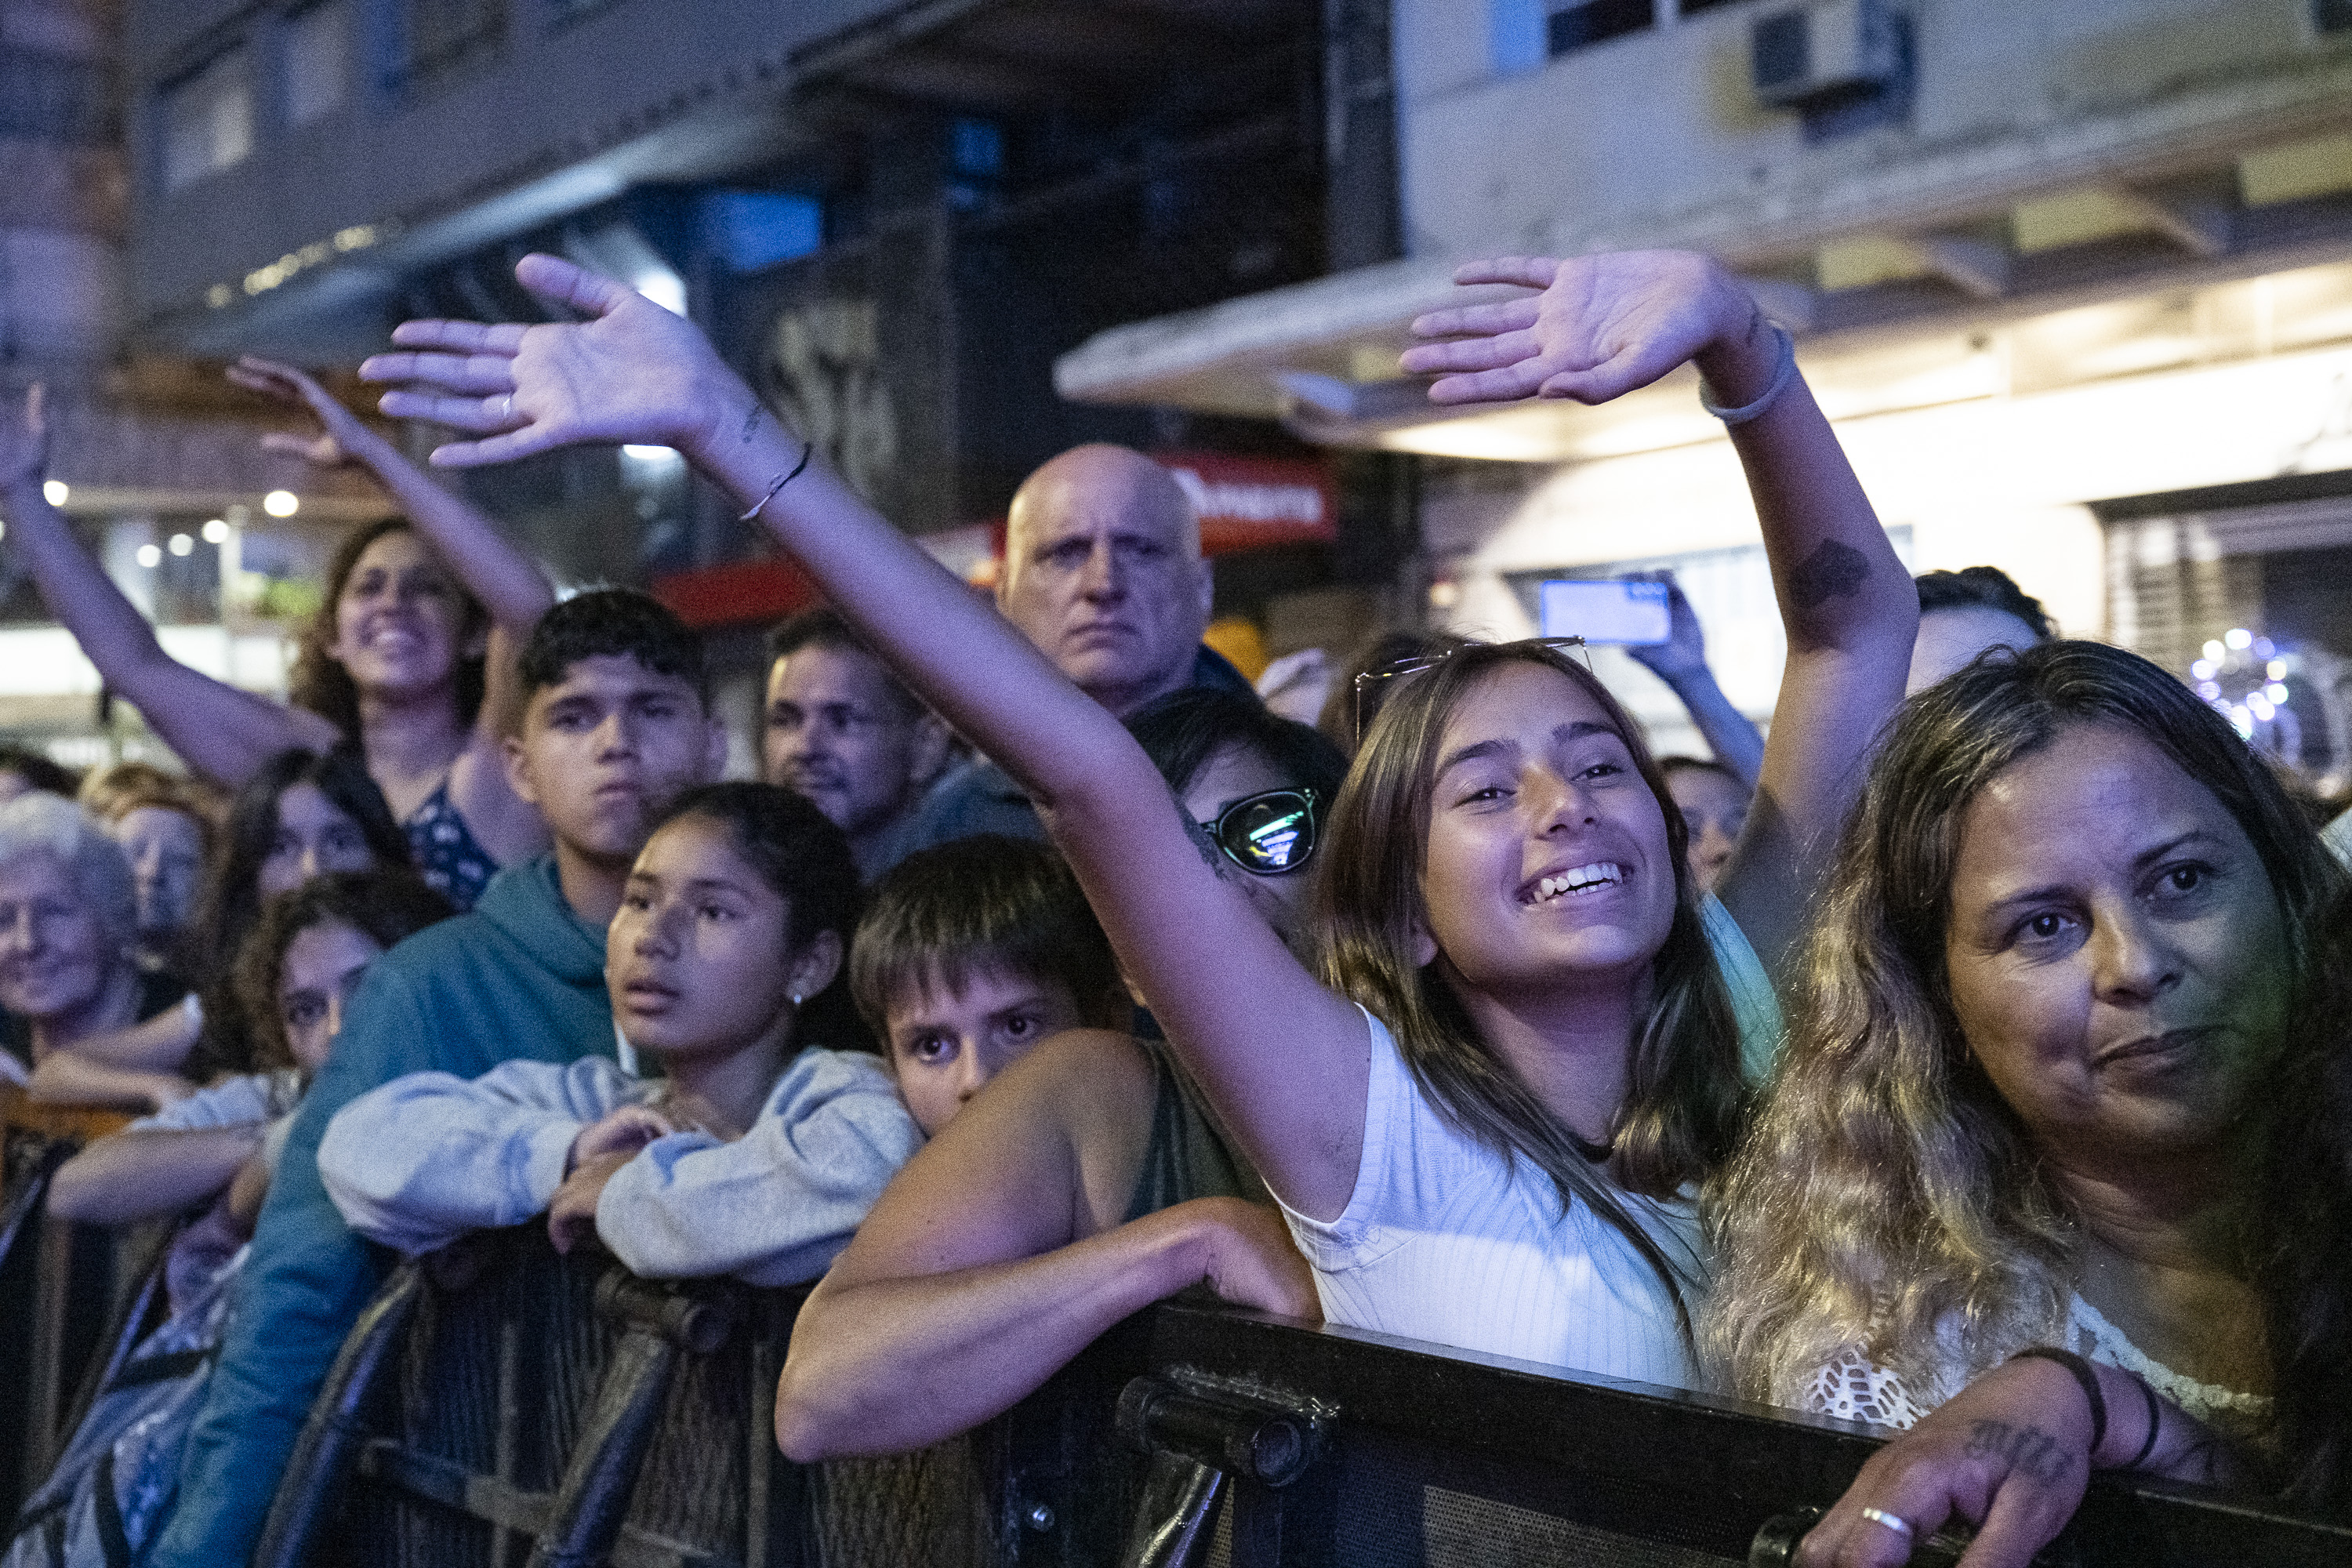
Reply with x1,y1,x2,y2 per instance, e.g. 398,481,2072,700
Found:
151,590,725,1568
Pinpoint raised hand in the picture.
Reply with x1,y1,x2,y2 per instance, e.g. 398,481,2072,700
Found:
0,383,53,495
1624,570,1708,681
1401,251,1756,407
227,356,374,467
359,255,739,468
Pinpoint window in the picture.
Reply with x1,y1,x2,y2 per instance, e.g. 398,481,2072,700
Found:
0,49,113,143
161,48,254,190
284,1,351,127
1548,0,1654,56
388,0,505,92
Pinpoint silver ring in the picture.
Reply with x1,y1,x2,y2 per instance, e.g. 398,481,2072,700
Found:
1859,1508,1914,1541
497,393,514,423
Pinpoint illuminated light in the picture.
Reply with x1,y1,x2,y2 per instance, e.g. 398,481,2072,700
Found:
2268,659,2288,680
620,445,674,460
2255,637,2276,658
168,533,193,556
2267,682,2290,704
2202,640,2227,662
1428,581,1461,609
2227,706,2253,738
136,543,161,568
2190,659,2215,681
2225,628,2253,650
2249,695,2275,722
2197,681,2220,699
263,490,299,517
332,224,379,252
201,518,229,544
42,480,67,506
633,268,688,317
206,283,234,309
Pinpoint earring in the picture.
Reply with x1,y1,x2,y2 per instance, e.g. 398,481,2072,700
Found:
788,989,803,1007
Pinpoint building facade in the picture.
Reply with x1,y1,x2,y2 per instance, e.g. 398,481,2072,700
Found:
1060,0,2352,786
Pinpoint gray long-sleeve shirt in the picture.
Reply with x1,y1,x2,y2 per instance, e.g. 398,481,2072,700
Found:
318,1049,922,1287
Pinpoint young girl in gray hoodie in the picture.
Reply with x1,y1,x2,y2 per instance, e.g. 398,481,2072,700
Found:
318,783,919,1287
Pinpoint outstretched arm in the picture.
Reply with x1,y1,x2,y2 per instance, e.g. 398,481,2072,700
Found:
49,1123,263,1224
230,358,553,859
28,993,201,1073
0,388,338,787
774,1033,1315,1460
28,1052,194,1113
1621,570,1765,789
359,256,1374,1221
1406,254,1915,985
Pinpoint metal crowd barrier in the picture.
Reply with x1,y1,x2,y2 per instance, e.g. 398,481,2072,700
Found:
14,1185,2342,1568
250,1225,1167,1568
0,1090,157,1525
1122,1303,2352,1567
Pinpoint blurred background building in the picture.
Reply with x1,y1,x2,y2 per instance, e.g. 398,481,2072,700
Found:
1063,0,2352,786
7,0,2352,796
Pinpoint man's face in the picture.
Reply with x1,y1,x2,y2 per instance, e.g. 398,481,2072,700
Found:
998,451,1209,717
506,655,724,866
762,645,940,840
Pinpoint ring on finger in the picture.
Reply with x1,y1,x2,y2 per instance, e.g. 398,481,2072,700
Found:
1859,1508,1914,1541
497,392,515,423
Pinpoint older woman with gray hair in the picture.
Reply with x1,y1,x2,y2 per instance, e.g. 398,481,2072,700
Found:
0,792,194,1108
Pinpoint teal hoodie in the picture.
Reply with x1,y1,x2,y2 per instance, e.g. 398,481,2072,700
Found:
151,856,612,1568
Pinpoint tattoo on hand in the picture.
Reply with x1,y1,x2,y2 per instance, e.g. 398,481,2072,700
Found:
1788,539,1869,611
1965,1420,2076,1486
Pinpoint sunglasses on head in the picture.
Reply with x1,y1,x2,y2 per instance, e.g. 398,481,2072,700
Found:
1200,788,1319,877
1352,636,1590,745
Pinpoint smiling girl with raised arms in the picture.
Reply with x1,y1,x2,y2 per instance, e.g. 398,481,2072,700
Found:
358,247,1916,1386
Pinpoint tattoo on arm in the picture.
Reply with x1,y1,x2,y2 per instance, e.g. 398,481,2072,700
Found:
1787,539,1870,611
1964,1420,2076,1486
739,404,764,444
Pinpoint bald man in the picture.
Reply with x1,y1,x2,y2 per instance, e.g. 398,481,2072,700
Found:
908,445,1256,848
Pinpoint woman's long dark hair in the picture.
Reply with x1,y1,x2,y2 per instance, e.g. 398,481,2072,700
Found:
648,782,870,1054
287,519,489,740
183,750,409,1078
1312,639,1745,1338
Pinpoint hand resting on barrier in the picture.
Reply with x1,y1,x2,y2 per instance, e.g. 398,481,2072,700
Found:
1798,1354,2230,1568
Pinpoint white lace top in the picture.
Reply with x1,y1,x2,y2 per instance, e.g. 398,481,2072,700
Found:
1805,1294,2273,1443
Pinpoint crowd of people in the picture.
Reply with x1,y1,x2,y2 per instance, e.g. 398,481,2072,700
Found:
0,244,2345,1568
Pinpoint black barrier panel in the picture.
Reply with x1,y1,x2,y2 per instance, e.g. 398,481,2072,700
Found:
1131,1304,2352,1568
0,1127,163,1525
260,1230,1170,1568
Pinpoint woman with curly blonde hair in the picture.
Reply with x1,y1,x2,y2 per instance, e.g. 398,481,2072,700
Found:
1707,638,2343,1566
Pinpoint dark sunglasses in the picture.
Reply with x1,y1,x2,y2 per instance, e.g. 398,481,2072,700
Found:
1201,788,1319,877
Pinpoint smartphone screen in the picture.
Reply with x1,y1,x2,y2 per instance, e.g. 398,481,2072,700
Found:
1538,579,1671,645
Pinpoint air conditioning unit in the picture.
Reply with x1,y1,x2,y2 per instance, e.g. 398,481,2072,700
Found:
1751,0,1901,109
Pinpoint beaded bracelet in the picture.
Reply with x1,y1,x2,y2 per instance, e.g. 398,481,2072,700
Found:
2008,1346,2107,1455
1697,321,1798,426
